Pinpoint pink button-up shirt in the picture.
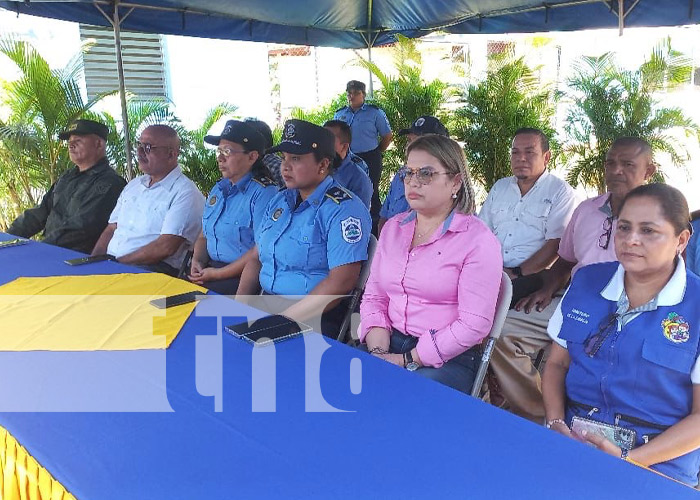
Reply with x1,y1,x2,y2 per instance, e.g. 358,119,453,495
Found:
557,193,617,277
360,211,503,368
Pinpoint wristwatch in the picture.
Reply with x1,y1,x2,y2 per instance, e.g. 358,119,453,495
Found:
512,266,523,278
403,350,420,371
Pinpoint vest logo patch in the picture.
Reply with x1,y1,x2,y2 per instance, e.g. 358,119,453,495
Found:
341,217,362,244
661,312,690,344
566,308,590,325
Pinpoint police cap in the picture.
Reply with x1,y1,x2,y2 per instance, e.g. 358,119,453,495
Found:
204,120,266,155
268,119,335,159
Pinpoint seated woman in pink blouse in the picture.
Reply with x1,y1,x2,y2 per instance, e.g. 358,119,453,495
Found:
359,134,503,393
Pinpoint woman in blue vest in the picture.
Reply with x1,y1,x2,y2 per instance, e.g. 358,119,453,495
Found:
189,120,277,295
543,183,700,486
236,119,371,338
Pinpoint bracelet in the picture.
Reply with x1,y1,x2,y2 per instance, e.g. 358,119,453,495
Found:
545,418,566,429
620,448,629,461
369,346,388,355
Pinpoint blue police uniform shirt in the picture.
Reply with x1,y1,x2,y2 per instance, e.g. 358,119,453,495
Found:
203,173,277,263
256,175,371,296
686,219,700,276
379,170,410,220
348,151,369,175
332,153,372,208
549,260,700,486
333,103,391,154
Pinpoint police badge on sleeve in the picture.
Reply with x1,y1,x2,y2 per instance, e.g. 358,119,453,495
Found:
341,217,362,244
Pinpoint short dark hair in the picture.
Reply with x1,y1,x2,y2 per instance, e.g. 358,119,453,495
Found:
346,80,366,94
514,128,549,152
323,120,352,144
610,137,653,165
619,183,691,236
244,118,273,150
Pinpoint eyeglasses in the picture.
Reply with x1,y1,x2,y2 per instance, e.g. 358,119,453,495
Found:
583,313,619,357
135,141,171,154
216,147,248,158
398,166,452,185
598,216,614,250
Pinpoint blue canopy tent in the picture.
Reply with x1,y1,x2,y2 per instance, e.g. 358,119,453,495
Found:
1,0,699,173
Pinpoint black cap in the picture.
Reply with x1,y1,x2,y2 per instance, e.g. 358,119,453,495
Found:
204,120,266,154
398,116,449,137
59,119,109,141
268,119,335,159
346,80,366,94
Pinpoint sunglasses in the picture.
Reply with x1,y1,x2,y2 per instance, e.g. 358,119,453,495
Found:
135,141,171,154
598,216,614,250
398,166,452,185
583,313,619,357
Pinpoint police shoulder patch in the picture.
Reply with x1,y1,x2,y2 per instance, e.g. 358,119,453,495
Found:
325,186,353,204
252,176,275,188
341,217,362,244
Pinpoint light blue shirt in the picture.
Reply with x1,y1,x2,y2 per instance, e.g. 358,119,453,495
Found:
333,104,391,154
256,176,371,295
348,151,369,175
687,219,700,276
332,153,372,208
379,171,410,220
203,173,277,263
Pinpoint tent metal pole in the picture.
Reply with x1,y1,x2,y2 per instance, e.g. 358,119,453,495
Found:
366,0,374,97
618,0,624,35
112,1,134,180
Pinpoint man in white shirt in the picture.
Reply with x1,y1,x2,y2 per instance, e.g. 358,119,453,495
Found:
479,128,577,421
92,125,204,275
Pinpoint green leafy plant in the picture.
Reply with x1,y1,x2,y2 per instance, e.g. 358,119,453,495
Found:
451,56,558,192
563,38,699,193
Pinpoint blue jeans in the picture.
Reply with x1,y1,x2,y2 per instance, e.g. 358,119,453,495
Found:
379,329,480,394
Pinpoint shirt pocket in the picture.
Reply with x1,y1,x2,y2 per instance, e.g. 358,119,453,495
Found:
289,226,327,270
490,202,511,228
521,202,552,232
640,339,695,374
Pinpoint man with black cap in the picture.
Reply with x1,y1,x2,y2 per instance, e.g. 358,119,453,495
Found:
7,119,126,253
333,80,393,233
377,115,449,235
237,119,371,338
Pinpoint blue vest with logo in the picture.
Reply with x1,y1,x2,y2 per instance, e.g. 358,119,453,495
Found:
560,261,700,485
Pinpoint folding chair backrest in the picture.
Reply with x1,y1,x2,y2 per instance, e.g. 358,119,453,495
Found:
470,271,513,397
336,234,378,342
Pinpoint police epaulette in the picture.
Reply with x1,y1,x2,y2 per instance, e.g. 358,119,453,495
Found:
365,104,379,109
252,176,275,187
351,155,363,164
335,106,348,113
325,186,353,203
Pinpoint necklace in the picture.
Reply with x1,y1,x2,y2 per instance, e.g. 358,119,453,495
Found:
415,218,444,239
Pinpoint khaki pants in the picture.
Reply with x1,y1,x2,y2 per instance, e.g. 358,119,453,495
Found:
489,295,561,423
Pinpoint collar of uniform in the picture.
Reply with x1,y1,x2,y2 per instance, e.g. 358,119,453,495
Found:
285,176,334,211
601,258,687,307
351,103,367,113
83,157,111,175
398,209,463,235
227,172,254,195
337,153,352,172
140,165,183,189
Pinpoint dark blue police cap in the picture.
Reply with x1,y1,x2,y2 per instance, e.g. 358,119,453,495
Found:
268,119,335,159
398,116,449,137
204,120,266,155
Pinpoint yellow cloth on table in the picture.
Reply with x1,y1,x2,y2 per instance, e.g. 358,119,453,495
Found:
1,425,76,500
0,273,207,351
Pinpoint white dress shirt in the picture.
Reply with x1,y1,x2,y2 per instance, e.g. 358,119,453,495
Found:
478,171,577,268
107,166,204,268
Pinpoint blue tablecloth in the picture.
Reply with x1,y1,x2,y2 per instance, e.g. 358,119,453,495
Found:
0,233,696,499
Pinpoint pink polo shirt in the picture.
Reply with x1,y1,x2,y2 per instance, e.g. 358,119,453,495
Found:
557,193,617,276
359,211,503,368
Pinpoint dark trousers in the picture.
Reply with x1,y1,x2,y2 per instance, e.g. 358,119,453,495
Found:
357,148,383,235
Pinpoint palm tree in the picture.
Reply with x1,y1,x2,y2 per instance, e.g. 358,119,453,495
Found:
451,56,558,192
563,38,699,193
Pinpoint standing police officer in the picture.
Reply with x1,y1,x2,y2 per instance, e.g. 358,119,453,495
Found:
237,119,371,338
8,119,126,254
333,80,393,234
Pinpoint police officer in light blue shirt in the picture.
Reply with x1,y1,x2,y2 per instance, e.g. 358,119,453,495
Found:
333,80,393,234
323,120,372,208
378,115,450,235
189,120,277,295
237,119,371,338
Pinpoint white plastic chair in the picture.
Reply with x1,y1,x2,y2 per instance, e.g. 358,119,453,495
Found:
470,271,513,397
